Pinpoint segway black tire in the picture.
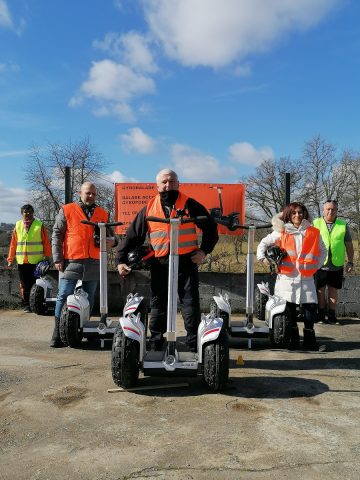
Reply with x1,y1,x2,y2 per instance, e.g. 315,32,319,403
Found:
202,328,229,392
111,325,139,389
269,313,292,348
29,284,46,315
59,306,83,347
255,289,267,321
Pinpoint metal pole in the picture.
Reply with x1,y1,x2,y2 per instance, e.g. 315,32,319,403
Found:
65,166,72,204
285,173,291,206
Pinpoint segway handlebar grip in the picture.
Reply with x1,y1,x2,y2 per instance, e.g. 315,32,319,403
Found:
146,216,208,224
81,220,123,227
146,216,170,223
232,223,272,230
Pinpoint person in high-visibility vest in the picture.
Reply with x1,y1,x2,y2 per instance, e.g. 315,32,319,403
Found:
313,200,354,325
116,169,219,352
7,204,52,312
50,182,117,347
257,202,327,351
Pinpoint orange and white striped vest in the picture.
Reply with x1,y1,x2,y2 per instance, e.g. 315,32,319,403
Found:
146,193,198,257
278,226,321,277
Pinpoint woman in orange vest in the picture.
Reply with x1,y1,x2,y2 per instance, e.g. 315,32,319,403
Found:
257,202,327,351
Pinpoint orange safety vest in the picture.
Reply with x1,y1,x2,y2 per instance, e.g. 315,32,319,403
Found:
146,193,198,257
62,203,108,260
278,226,321,277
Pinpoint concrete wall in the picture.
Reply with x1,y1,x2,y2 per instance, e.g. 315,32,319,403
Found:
1,268,359,317
108,270,360,316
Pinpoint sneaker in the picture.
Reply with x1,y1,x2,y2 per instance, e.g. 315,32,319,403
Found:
23,306,31,313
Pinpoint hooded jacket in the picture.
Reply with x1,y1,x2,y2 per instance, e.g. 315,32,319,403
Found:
257,213,326,304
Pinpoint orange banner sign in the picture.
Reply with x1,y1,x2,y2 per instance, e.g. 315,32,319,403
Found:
114,183,246,235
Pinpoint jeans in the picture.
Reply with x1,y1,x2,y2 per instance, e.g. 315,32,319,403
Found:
54,278,98,318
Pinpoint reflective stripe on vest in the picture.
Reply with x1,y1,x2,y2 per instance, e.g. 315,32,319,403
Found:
313,217,346,267
15,219,44,265
63,203,108,260
146,193,198,257
278,226,321,277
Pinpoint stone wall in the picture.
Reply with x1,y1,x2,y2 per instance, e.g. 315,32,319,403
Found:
1,268,359,316
106,270,360,316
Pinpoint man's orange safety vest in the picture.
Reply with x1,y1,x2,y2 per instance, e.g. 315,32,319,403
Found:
62,203,108,260
146,192,198,257
278,226,321,277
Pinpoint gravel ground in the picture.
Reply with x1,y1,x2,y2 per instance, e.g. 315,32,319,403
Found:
0,309,359,480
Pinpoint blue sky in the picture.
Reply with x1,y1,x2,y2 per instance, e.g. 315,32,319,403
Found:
1,0,359,223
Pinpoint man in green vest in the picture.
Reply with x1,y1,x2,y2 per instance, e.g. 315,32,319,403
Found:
313,200,354,324
7,204,52,312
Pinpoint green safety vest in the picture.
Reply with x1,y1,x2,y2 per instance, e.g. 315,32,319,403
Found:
313,217,346,267
15,219,44,264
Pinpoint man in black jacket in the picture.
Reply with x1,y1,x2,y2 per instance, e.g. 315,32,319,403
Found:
116,169,218,351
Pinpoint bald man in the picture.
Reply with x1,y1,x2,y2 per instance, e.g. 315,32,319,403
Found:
50,182,116,347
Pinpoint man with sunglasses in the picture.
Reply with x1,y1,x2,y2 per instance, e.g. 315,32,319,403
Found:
313,200,354,325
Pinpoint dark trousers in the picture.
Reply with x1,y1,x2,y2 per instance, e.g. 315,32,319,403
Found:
18,264,37,306
286,302,316,329
149,256,201,348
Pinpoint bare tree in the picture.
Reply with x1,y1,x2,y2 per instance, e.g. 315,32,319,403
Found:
300,134,346,217
340,150,360,259
25,138,109,227
242,156,302,221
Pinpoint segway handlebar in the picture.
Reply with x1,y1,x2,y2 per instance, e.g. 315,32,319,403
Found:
230,223,272,230
146,215,208,224
81,220,123,227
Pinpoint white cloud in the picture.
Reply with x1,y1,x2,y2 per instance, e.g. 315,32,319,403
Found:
0,149,29,158
106,170,139,183
170,143,236,181
70,59,155,122
229,142,274,166
0,0,13,29
0,61,20,74
142,0,341,68
234,63,252,77
82,60,155,102
0,181,31,224
120,127,156,154
93,32,158,73
0,0,25,35
91,103,136,123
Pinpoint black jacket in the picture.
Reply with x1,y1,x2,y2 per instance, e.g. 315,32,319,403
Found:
116,196,218,264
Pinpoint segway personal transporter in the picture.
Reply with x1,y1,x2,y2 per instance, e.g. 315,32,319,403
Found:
111,210,229,391
29,260,57,315
211,222,292,349
59,220,123,348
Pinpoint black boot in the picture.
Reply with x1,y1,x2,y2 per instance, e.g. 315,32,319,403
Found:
50,317,64,348
317,308,326,324
288,326,300,350
328,309,339,325
302,328,326,352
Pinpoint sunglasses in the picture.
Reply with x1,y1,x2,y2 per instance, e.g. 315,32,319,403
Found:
325,199,338,205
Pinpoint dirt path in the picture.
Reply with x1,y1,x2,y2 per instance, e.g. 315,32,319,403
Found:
0,310,359,479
